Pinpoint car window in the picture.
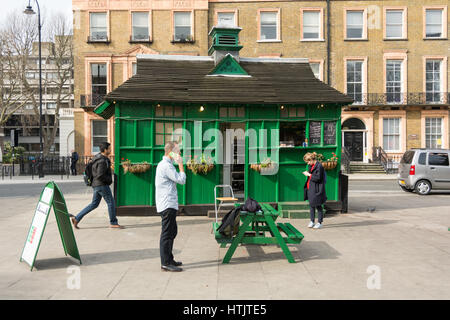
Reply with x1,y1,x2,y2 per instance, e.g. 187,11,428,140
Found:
428,153,449,166
418,153,427,165
400,151,415,164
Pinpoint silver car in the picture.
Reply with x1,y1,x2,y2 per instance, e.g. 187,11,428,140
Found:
397,149,450,195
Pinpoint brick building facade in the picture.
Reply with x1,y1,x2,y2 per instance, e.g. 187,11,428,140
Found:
72,0,449,164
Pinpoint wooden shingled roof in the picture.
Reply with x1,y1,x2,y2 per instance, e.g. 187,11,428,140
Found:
104,55,353,106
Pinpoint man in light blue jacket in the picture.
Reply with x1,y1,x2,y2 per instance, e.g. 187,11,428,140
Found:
155,141,186,272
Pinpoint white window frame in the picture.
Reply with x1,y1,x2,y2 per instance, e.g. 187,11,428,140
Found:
131,11,150,42
424,7,448,39
344,8,367,40
425,117,443,148
425,59,443,103
89,11,109,42
91,120,108,154
300,8,324,41
216,11,237,27
173,11,193,42
383,118,401,152
258,9,281,42
309,60,323,81
384,7,407,40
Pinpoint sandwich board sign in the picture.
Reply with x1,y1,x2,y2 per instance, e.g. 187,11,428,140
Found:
20,181,81,271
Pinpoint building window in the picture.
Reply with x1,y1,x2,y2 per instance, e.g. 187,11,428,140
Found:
155,122,183,146
47,103,57,109
310,62,321,80
426,60,442,103
131,12,149,41
425,118,443,148
217,12,236,27
89,12,108,41
383,118,400,151
386,60,403,103
386,9,405,39
174,12,192,41
346,10,365,39
302,10,321,40
346,60,364,104
260,11,278,41
132,63,137,76
425,9,444,38
91,63,107,101
92,120,108,154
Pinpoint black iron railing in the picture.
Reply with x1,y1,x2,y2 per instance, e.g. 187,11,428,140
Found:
341,146,351,174
348,92,449,106
372,147,402,173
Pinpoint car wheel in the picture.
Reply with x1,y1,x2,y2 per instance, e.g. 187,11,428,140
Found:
400,186,414,193
415,180,431,195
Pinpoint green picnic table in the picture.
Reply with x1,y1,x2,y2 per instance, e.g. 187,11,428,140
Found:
212,203,304,263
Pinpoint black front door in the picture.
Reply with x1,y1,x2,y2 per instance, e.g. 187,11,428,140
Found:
344,132,364,161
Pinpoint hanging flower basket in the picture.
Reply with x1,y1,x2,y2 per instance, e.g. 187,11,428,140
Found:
321,152,339,170
321,160,338,170
250,158,276,174
121,160,151,174
186,154,214,175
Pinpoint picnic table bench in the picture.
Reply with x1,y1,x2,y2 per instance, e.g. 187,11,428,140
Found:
212,202,304,263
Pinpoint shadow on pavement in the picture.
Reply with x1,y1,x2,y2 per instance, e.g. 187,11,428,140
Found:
33,248,173,270
181,241,340,269
322,219,398,228
76,219,211,230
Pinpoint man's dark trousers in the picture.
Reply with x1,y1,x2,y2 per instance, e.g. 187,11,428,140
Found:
159,208,178,266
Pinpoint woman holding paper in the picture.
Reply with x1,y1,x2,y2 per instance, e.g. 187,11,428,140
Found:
303,152,327,229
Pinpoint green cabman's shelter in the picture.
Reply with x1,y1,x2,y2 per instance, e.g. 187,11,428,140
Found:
95,26,353,216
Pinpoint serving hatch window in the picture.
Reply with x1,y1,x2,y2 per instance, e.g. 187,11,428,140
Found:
279,122,306,147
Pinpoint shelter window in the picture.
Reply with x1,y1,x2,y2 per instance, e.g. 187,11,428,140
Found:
155,122,183,146
280,106,305,118
155,105,182,118
279,122,306,147
219,107,245,118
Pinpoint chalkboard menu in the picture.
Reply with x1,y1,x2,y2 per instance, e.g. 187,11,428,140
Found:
324,121,337,145
309,121,321,145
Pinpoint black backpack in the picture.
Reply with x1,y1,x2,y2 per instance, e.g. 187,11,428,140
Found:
242,197,262,213
218,206,242,238
83,159,95,186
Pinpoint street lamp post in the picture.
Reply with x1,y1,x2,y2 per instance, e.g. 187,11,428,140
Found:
24,0,44,178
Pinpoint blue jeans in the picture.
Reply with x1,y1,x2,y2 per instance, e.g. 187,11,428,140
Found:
75,185,118,225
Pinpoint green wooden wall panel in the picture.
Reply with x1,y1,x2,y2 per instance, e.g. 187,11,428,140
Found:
137,120,152,147
278,164,307,202
117,149,152,206
247,170,277,202
120,120,135,147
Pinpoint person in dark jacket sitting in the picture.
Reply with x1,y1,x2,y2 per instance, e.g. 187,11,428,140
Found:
303,152,327,229
71,142,122,229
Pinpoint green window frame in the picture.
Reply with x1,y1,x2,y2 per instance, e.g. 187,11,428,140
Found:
155,121,183,146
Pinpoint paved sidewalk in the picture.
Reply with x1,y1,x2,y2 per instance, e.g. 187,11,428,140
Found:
0,187,449,299
347,173,397,180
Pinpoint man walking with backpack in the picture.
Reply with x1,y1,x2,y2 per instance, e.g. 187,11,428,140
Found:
70,142,122,229
155,141,186,272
